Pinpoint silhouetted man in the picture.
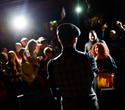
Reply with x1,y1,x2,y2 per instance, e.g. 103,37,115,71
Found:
47,23,99,110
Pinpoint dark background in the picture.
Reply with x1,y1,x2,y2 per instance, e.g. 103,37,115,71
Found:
0,0,125,51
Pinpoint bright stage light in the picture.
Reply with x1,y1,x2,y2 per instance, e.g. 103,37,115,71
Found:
76,6,82,13
13,16,27,30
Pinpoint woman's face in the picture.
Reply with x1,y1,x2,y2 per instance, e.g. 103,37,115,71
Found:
95,45,103,55
10,53,16,62
32,43,37,51
21,40,27,47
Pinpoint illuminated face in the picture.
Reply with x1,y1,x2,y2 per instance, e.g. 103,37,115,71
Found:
89,31,97,42
95,45,103,55
15,44,22,51
110,30,117,40
21,40,27,47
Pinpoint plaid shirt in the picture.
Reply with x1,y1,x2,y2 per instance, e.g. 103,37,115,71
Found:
48,47,99,110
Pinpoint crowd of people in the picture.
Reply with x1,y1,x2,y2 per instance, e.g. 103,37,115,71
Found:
0,36,61,109
0,20,125,110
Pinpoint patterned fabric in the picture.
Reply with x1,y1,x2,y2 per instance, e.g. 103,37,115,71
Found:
97,73,114,88
48,47,99,110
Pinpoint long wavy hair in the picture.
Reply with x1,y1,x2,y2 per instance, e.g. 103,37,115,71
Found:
90,42,110,60
7,50,21,71
25,39,37,53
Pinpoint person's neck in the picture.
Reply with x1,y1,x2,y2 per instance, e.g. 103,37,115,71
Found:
62,42,74,48
61,45,76,53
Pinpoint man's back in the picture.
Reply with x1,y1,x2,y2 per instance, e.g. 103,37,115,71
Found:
53,47,94,96
48,23,99,110
48,47,99,110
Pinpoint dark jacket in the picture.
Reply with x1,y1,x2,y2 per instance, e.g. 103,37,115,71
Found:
97,55,117,74
47,47,99,110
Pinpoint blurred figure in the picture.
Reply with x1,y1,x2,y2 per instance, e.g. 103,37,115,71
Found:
15,42,22,59
19,48,39,93
37,37,49,57
1,47,8,54
5,50,23,110
25,39,45,90
44,46,56,60
50,38,61,56
107,21,125,88
84,30,109,52
39,46,57,82
20,37,28,47
0,52,8,109
5,51,23,93
26,39,42,65
0,52,8,70
48,23,99,110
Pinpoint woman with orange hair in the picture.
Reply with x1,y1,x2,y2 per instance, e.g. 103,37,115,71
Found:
90,42,117,89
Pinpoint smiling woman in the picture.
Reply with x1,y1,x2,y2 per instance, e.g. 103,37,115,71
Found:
90,42,117,88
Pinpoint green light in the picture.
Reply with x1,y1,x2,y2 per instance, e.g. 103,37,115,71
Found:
49,21,53,24
49,20,57,24
53,20,57,24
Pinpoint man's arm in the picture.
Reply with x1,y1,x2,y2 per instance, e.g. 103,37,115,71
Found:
86,52,97,74
47,60,59,97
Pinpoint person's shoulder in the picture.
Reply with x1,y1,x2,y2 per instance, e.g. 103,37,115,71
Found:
85,41,90,46
53,53,62,61
76,50,86,55
48,53,62,65
22,62,32,68
99,39,106,43
107,55,113,60
85,52,92,55
84,52,95,58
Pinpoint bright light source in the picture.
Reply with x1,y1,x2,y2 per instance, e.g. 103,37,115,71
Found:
13,16,27,30
76,6,82,13
53,20,57,24
49,20,57,24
